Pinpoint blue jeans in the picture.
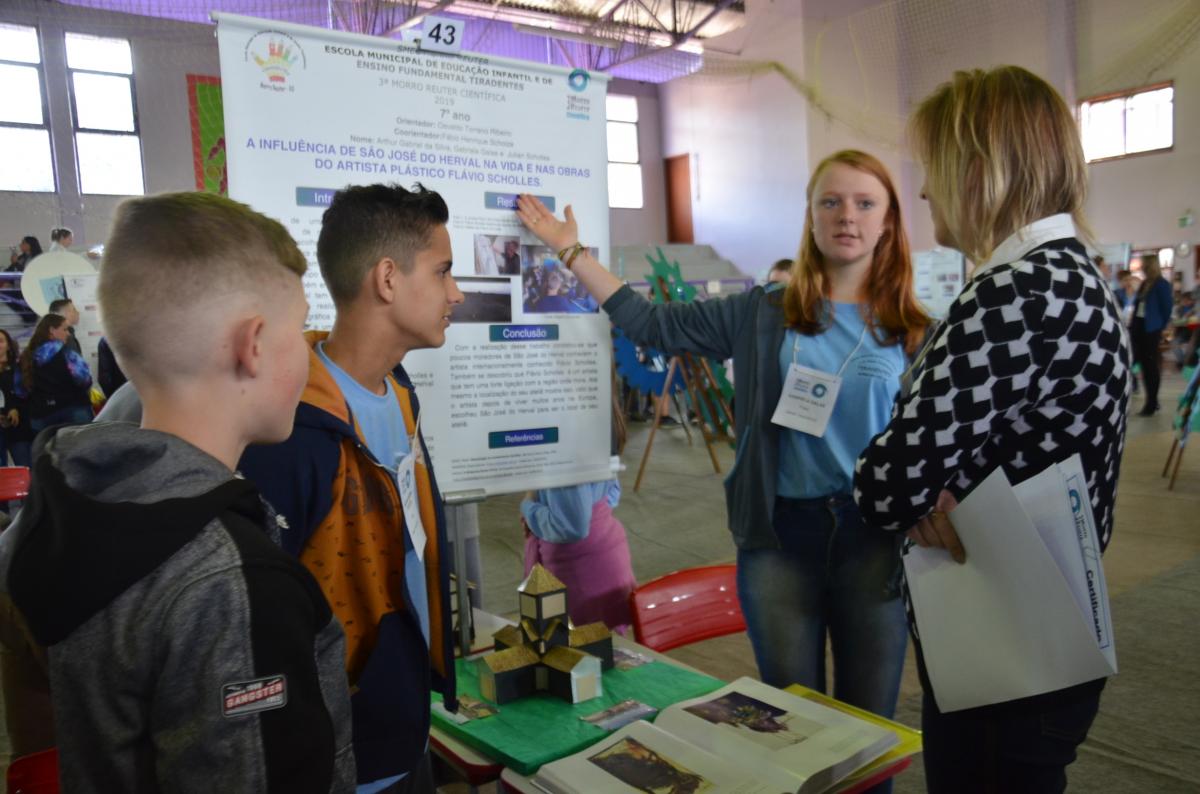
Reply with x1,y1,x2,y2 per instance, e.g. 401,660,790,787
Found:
921,678,1104,793
30,405,93,434
6,440,31,468
737,495,908,718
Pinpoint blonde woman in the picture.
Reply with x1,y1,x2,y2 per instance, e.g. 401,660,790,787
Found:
854,67,1132,792
517,150,930,735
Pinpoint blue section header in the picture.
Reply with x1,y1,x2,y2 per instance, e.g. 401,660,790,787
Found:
484,192,555,212
296,187,337,207
489,324,559,342
489,427,559,449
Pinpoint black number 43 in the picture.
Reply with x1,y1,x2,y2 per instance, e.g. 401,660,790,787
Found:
427,23,457,46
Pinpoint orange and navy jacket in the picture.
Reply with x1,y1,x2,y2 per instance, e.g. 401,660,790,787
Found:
239,331,457,784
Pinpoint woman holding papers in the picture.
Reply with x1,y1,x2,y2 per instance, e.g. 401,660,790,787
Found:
854,66,1132,792
515,150,930,738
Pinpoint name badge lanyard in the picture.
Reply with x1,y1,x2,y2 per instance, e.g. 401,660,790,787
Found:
771,323,868,437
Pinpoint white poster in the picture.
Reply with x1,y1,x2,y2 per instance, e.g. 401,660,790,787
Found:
64,273,102,386
913,248,965,319
215,14,613,497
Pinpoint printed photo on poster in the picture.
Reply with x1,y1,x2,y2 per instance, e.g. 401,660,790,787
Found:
474,234,522,276
588,736,712,793
522,244,600,314
683,691,823,751
455,277,514,323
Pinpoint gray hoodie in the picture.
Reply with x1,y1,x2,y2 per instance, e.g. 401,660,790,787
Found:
0,422,354,792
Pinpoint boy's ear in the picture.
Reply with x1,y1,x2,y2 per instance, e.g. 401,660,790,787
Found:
372,257,399,305
232,314,267,379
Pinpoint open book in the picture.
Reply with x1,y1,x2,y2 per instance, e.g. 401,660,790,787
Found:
534,678,899,793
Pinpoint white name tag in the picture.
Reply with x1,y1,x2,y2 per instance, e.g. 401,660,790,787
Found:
396,450,428,561
771,363,843,437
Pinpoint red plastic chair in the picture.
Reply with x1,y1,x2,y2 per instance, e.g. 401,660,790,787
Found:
0,466,30,501
629,564,746,652
7,747,59,794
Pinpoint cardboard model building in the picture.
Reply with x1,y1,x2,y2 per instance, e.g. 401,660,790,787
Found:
477,564,614,705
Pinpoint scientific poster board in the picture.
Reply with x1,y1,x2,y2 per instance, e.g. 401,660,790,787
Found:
215,14,613,497
913,248,965,319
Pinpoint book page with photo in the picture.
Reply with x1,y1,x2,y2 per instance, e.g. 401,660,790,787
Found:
653,678,898,794
535,719,776,794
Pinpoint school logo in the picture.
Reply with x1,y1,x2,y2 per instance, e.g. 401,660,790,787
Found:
567,69,590,92
245,31,305,91
222,675,288,718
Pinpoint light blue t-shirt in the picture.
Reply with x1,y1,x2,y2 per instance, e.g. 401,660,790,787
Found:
776,303,906,499
316,342,430,647
520,479,621,543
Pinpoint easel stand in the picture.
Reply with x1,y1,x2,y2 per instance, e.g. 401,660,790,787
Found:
1161,437,1186,490
633,280,736,492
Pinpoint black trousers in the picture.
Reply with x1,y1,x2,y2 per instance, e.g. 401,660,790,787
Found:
1132,321,1164,408
921,679,1104,794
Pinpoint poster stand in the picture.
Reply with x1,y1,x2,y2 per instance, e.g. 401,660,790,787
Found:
1162,366,1200,490
444,489,486,656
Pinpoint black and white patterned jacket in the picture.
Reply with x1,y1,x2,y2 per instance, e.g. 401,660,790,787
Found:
854,215,1132,552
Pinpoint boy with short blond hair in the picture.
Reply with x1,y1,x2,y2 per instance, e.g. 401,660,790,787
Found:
0,192,354,793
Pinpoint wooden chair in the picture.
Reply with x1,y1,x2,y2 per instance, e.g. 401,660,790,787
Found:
7,747,58,794
629,564,745,652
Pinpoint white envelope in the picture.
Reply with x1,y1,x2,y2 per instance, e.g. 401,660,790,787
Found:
904,456,1117,712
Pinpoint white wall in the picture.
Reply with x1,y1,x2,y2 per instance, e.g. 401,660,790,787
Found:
0,1,219,250
1079,0,1200,254
608,78,669,247
659,5,811,276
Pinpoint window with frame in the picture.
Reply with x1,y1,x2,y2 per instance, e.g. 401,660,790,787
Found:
0,23,55,192
66,32,144,195
606,94,643,210
1079,82,1173,163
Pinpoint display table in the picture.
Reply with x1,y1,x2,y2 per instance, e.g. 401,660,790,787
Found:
431,611,921,791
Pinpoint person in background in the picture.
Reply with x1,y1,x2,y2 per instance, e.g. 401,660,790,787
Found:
767,258,794,284
855,65,1131,793
1130,257,1173,415
521,386,637,633
16,314,93,432
49,228,74,251
48,298,82,356
9,237,42,272
0,330,32,468
97,336,128,397
516,149,930,753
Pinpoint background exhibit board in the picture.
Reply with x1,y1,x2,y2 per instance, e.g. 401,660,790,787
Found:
215,14,613,497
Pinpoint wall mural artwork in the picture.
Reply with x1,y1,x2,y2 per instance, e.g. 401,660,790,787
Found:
187,74,227,195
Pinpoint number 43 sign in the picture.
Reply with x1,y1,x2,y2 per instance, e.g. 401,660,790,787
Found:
421,16,463,54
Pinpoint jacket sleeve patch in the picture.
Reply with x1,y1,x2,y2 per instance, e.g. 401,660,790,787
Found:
223,675,288,718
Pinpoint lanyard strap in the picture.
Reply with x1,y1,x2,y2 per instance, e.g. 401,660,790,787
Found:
792,322,869,377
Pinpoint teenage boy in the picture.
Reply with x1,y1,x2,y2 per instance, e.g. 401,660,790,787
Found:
240,183,463,792
0,193,355,792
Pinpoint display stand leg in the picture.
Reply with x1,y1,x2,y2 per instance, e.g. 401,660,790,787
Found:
443,490,486,658
670,390,694,446
1163,438,1179,478
635,357,678,492
1169,443,1186,490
